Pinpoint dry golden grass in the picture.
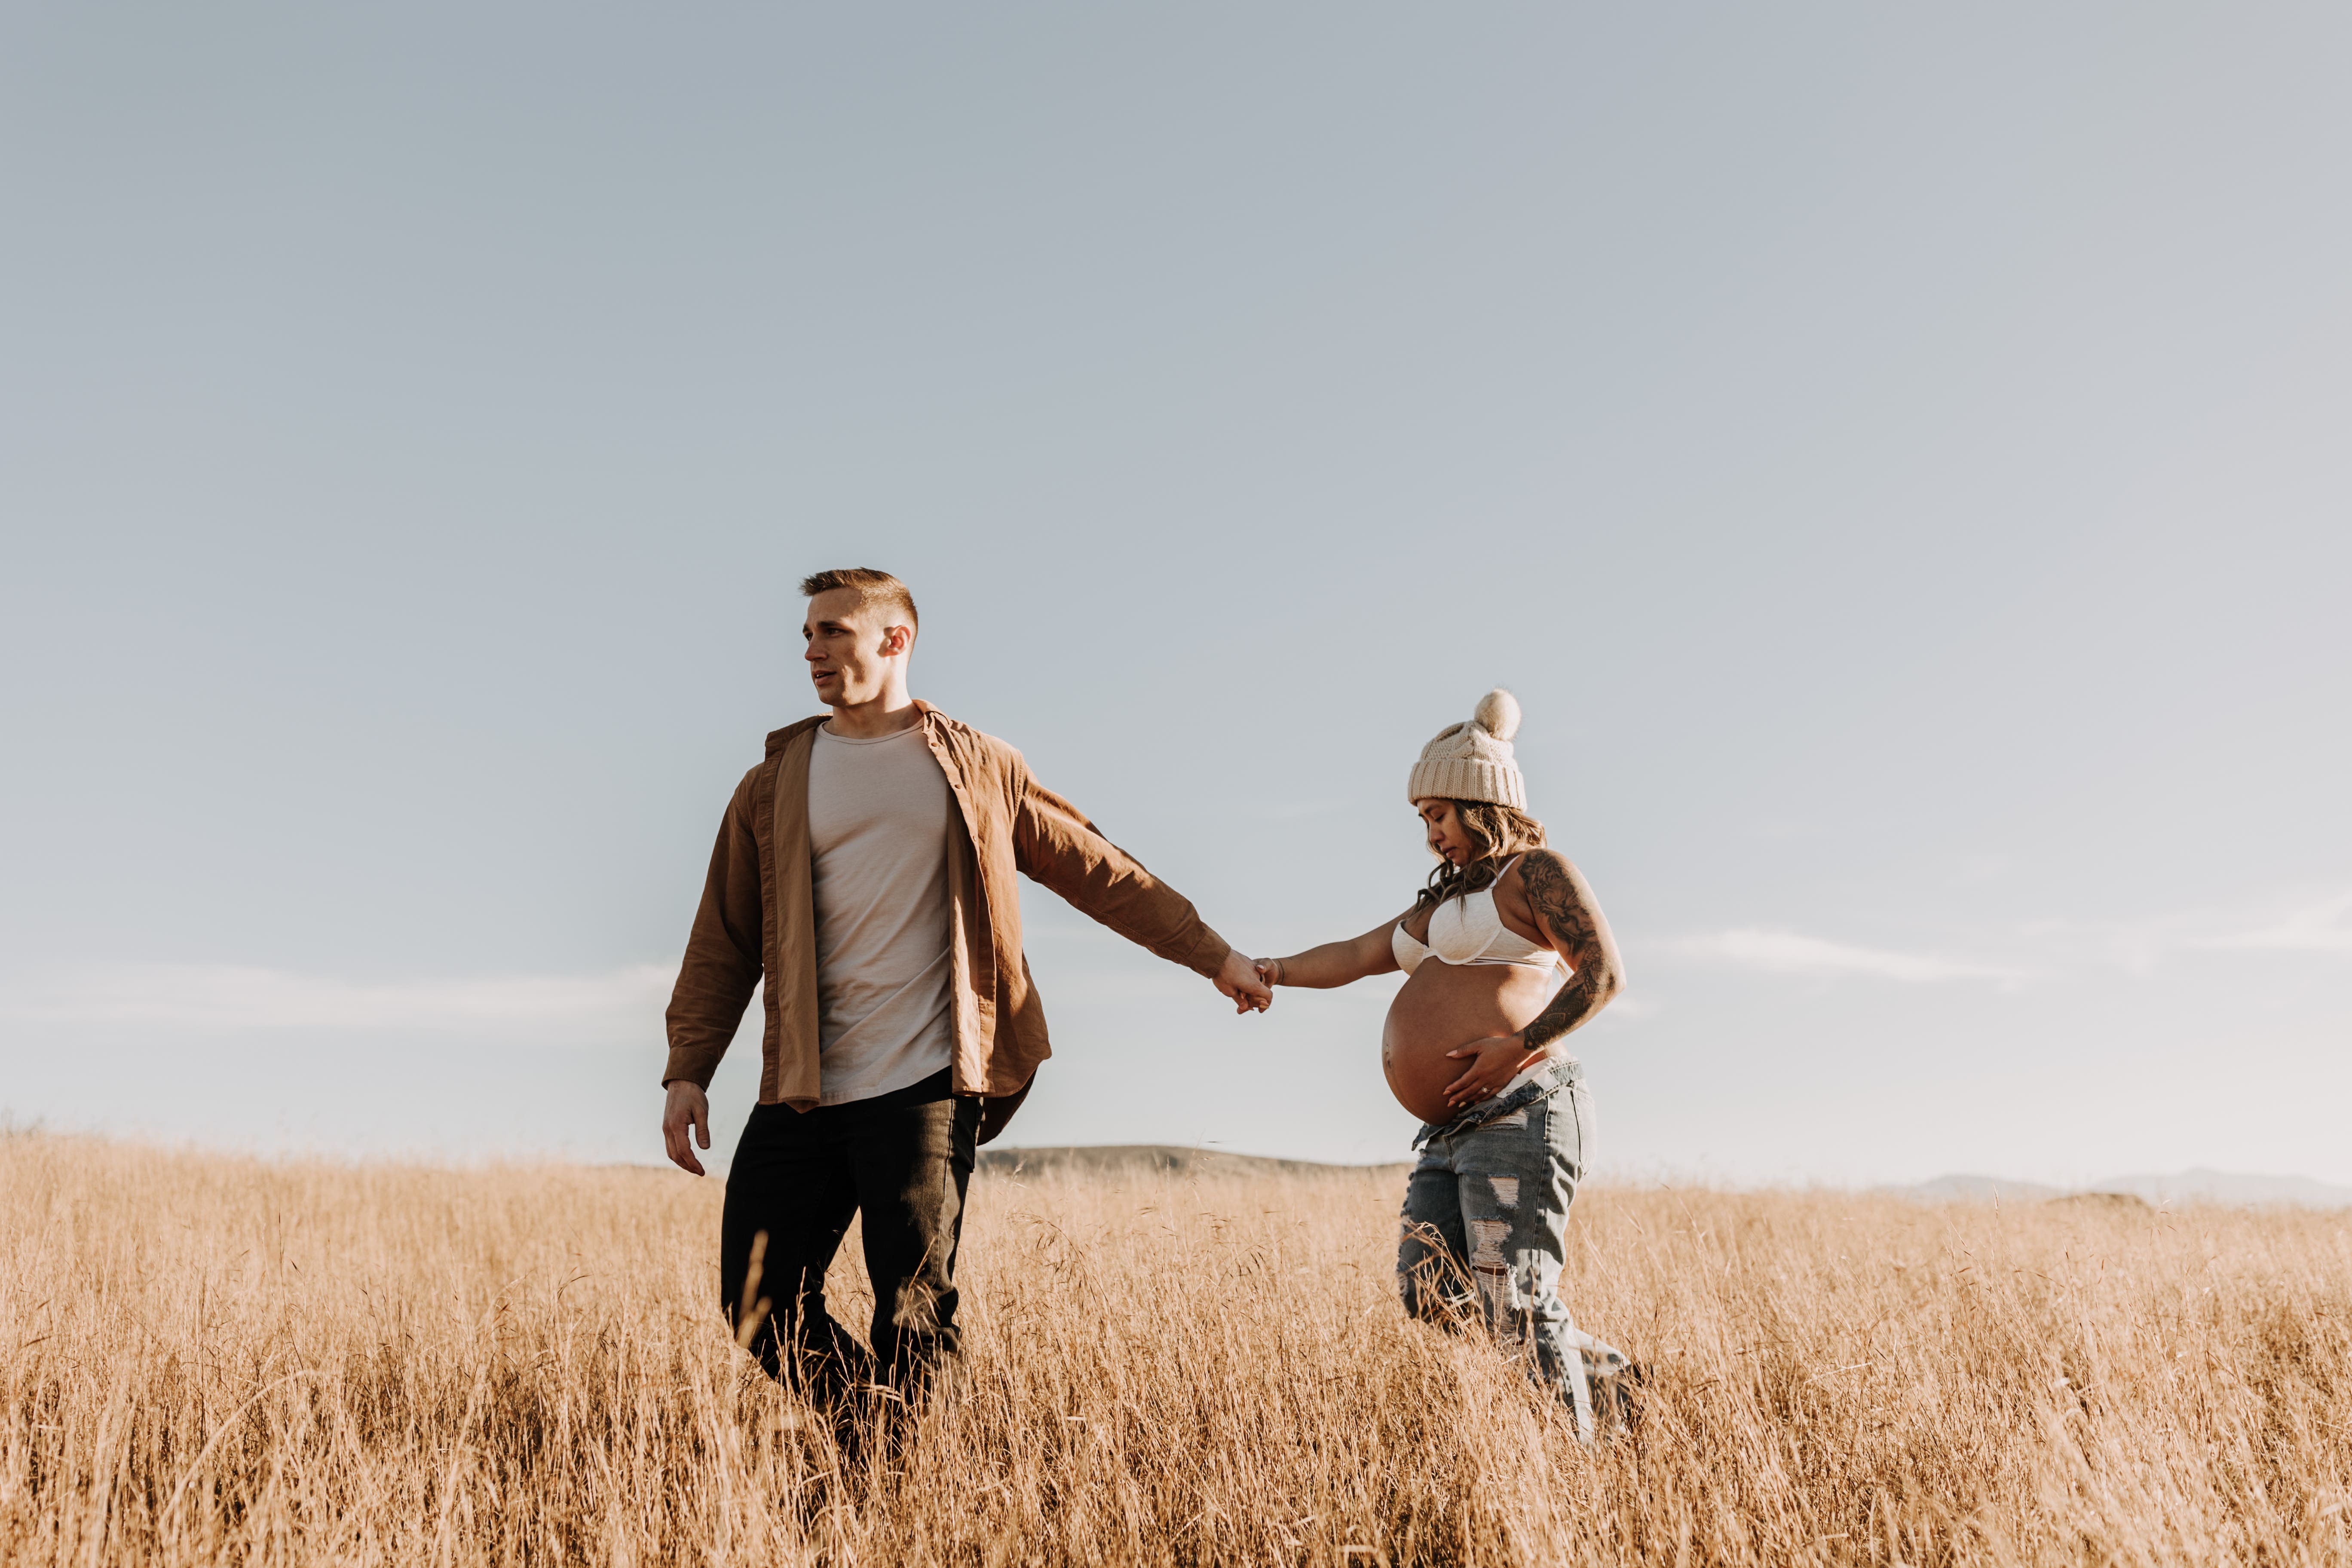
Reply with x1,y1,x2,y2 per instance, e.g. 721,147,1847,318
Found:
3,1131,2350,1565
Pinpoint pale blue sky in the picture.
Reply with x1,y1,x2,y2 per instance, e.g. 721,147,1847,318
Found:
4,3,2348,1182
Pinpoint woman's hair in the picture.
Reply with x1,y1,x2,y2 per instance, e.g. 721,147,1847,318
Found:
1412,799,1548,912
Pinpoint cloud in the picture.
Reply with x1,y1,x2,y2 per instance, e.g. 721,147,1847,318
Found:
2195,893,2352,955
1675,928,2025,984
2029,890,2352,972
1599,991,1656,1020
0,963,680,1032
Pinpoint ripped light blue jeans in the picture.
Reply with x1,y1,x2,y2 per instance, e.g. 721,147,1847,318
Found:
1398,1057,1629,1443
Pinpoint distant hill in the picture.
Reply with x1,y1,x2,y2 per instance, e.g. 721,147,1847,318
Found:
2085,1169,2352,1209
975,1147,2352,1209
977,1144,1405,1179
1890,1168,2352,1210
1896,1174,2066,1204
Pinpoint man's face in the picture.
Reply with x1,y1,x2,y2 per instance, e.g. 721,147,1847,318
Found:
1417,799,1474,867
802,588,908,707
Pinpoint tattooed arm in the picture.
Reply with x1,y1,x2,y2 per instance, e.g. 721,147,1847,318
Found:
1514,849,1625,1050
1437,854,1625,1108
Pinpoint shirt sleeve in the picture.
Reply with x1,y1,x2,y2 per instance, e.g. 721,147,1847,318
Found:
1009,763,1231,980
662,769,764,1088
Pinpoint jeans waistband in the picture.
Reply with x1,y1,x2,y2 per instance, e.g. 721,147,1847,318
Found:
1410,1055,1583,1152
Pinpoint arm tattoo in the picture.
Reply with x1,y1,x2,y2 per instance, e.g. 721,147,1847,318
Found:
1516,850,1620,1052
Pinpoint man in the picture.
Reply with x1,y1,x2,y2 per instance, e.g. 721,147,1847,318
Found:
661,567,1271,1406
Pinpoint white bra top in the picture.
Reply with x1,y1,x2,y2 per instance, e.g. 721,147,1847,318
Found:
1391,858,1560,976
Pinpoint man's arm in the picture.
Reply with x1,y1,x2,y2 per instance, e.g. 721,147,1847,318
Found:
660,772,765,1173
1010,770,1271,1011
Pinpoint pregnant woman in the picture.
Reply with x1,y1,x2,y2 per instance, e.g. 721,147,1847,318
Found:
1254,690,1631,1439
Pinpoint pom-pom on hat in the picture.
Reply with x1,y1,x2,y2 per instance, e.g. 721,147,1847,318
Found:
1406,689,1526,809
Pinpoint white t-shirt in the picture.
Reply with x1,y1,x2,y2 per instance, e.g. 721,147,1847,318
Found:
805,723,958,1105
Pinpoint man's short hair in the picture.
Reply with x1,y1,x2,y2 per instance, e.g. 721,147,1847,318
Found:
799,567,919,630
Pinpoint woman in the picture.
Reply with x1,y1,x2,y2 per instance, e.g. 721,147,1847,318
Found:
1254,690,1630,1439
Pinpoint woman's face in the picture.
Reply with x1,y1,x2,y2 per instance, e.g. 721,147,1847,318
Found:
1416,799,1474,867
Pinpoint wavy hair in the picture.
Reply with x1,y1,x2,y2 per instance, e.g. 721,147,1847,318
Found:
1412,799,1548,912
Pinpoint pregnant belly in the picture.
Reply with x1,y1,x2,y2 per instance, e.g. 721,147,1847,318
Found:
1381,964,1558,1126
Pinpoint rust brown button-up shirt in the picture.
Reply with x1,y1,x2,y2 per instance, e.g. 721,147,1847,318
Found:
662,703,1233,1142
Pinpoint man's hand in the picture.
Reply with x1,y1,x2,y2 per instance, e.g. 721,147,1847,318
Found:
1214,947,1274,1014
662,1080,712,1176
1439,1035,1543,1110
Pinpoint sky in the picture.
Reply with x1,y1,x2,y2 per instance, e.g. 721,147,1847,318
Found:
3,3,2348,1184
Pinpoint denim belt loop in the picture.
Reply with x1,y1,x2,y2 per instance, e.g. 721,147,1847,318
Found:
1410,1056,1583,1152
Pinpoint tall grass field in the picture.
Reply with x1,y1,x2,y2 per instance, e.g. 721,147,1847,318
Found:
4,1133,2348,1565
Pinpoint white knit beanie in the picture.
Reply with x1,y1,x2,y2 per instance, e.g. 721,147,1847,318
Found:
1406,689,1525,809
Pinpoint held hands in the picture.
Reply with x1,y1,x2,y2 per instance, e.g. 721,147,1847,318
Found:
1214,947,1274,1014
1440,1035,1543,1111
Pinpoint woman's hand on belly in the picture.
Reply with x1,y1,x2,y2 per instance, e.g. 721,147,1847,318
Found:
1440,1035,1546,1111
1381,963,1556,1123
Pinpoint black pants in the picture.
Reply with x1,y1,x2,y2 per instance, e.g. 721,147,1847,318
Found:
719,1068,978,1403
